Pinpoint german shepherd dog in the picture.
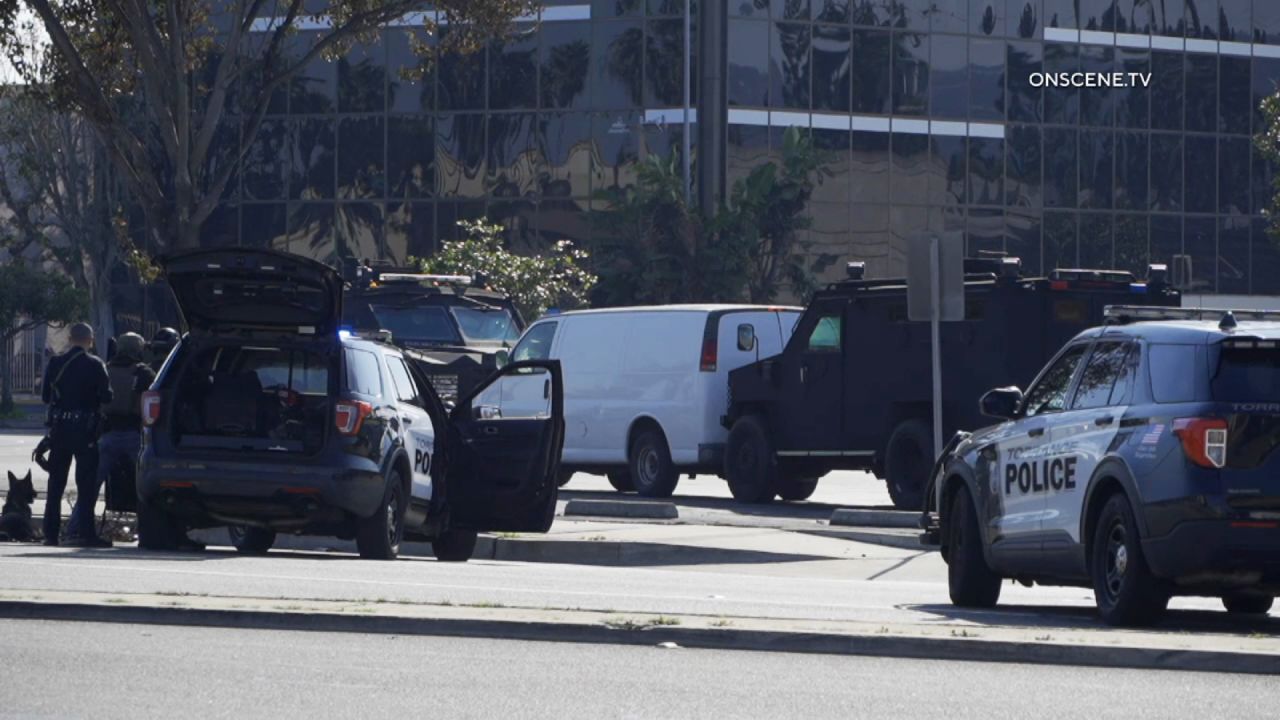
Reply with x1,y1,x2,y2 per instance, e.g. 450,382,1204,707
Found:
0,471,37,542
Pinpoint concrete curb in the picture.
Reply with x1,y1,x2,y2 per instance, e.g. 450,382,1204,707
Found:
564,499,678,520
1,599,1276,676
830,508,921,529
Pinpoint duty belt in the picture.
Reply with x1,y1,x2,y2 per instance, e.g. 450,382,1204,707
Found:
50,410,96,422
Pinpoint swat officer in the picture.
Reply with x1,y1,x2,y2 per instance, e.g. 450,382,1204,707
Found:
147,327,180,374
40,322,112,547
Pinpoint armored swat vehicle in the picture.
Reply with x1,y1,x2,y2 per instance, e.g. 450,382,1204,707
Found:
721,258,1180,510
341,259,526,403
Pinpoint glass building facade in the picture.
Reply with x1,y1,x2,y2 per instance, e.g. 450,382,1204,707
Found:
190,0,1280,302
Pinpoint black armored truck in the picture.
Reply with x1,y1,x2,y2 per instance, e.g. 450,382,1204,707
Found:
722,259,1180,510
341,259,526,403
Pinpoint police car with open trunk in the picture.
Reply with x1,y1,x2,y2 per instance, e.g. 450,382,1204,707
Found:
925,305,1280,625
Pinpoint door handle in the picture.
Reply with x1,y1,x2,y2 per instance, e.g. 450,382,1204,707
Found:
403,417,413,426
800,366,807,384
483,426,499,436
1027,427,1045,438
543,379,550,399
1095,415,1115,427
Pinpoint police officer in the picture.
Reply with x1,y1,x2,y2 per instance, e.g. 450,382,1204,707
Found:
147,327,180,374
67,333,157,547
40,322,111,547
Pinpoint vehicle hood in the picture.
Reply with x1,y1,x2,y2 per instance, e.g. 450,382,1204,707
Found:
162,249,343,337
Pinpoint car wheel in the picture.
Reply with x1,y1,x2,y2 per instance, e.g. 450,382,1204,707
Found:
947,486,1002,608
137,495,177,551
558,471,575,487
725,415,778,504
432,526,479,562
629,429,679,498
885,419,933,511
1222,593,1274,615
606,471,635,493
776,476,819,502
1090,493,1169,626
356,472,405,560
228,525,276,555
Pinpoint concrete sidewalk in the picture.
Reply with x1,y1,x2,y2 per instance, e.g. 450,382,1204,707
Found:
2,588,1277,676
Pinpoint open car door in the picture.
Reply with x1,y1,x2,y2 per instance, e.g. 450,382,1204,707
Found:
445,360,565,532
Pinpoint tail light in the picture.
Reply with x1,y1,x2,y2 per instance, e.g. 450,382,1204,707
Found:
141,391,162,427
700,335,717,372
335,400,373,436
1173,417,1228,468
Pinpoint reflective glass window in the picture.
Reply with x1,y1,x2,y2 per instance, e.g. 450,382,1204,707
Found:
972,0,1003,35
892,32,929,115
1043,0,1079,27
1117,48,1150,129
1219,217,1250,294
1153,0,1184,35
435,114,487,198
435,201,487,243
1184,54,1217,132
1007,41,1043,123
729,20,771,106
1044,210,1079,270
1150,133,1183,211
387,116,435,200
812,129,851,205
1113,213,1149,275
1079,130,1113,210
240,204,287,250
774,0,811,20
1150,51,1184,131
1007,210,1043,274
1218,0,1250,40
1150,214,1183,268
851,29,892,113
1043,127,1078,208
931,135,967,204
1023,343,1088,417
647,19,695,107
335,203,383,262
289,118,335,200
851,0,894,26
1254,142,1277,219
967,208,1004,256
487,114,541,198
490,28,539,110
338,118,385,200
930,34,968,119
1254,219,1280,293
337,39,386,113
815,0,851,23
1218,136,1250,215
771,22,812,109
890,132,930,204
438,30,487,111
1185,0,1218,38
287,203,337,262
812,25,852,112
1219,56,1251,135
540,113,593,199
1258,2,1280,45
893,0,932,30
1071,342,1132,410
969,137,1004,206
593,21,644,109
1080,45,1116,127
1081,0,1116,31
850,131,891,203
596,0,644,16
1044,43,1080,125
1114,131,1147,211
1008,0,1040,37
242,119,289,201
931,0,968,33
594,113,641,192
969,38,1004,121
1253,58,1280,137
384,202,434,265
287,32,336,114
200,204,239,248
1006,124,1042,207
1184,216,1216,292
1184,135,1216,213
541,22,591,110
387,30,434,113
1115,0,1154,33
1079,212,1113,267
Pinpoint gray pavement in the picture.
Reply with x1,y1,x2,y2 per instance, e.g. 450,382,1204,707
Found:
2,619,1277,719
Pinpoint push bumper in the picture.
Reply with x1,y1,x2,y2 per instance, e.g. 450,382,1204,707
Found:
1142,520,1280,587
138,458,386,530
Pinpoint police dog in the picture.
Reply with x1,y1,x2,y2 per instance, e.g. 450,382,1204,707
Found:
0,471,37,542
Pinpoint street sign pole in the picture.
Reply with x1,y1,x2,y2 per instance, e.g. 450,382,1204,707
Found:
929,235,944,462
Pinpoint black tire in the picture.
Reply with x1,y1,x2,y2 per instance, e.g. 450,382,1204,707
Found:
558,471,574,487
432,526,479,562
228,525,276,555
725,415,779,504
1222,593,1274,615
606,471,635,493
137,495,177,551
356,472,405,560
947,486,1002,608
629,429,679,498
1090,493,1169,626
885,420,933,511
776,476,819,502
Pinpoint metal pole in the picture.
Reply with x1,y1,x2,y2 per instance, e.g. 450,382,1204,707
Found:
682,0,692,202
930,235,943,462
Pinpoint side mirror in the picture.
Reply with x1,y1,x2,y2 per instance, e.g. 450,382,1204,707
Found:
495,349,510,368
980,387,1024,420
737,323,756,352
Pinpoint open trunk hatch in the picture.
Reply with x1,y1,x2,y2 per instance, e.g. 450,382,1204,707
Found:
163,249,342,336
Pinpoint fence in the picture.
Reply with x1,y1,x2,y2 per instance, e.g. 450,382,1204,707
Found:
4,323,44,395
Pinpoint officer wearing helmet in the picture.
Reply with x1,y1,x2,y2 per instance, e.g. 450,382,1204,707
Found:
148,327,179,374
68,332,157,547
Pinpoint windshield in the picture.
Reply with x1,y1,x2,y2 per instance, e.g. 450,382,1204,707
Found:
368,305,462,345
451,307,521,345
1212,347,1280,403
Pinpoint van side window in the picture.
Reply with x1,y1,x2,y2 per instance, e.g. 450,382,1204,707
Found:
386,355,423,408
344,348,383,397
513,322,557,362
807,314,841,352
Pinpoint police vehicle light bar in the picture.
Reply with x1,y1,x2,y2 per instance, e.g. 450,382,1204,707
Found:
1103,305,1280,324
378,273,474,285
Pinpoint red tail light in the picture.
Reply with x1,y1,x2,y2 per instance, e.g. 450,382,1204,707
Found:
1173,417,1228,469
141,391,162,427
700,335,717,372
335,400,373,436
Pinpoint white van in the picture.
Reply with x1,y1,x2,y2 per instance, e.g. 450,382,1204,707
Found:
482,305,802,497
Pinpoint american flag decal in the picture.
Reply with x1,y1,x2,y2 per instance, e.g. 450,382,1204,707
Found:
1141,424,1165,445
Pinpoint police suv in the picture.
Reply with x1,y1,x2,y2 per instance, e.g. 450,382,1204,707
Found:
137,249,564,561
925,305,1280,625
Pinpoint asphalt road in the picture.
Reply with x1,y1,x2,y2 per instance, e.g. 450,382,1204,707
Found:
2,619,1276,719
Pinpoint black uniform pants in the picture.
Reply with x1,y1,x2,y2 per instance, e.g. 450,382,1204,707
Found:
43,425,99,542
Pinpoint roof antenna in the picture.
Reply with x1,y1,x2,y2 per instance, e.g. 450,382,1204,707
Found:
1219,311,1238,332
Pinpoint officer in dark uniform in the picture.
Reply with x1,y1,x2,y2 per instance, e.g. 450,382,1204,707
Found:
40,322,112,546
148,327,180,374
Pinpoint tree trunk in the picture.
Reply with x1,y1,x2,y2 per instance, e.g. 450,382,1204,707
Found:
94,279,116,357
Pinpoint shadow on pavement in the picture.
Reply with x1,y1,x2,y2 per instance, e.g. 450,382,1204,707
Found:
560,489,895,520
908,602,1280,636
